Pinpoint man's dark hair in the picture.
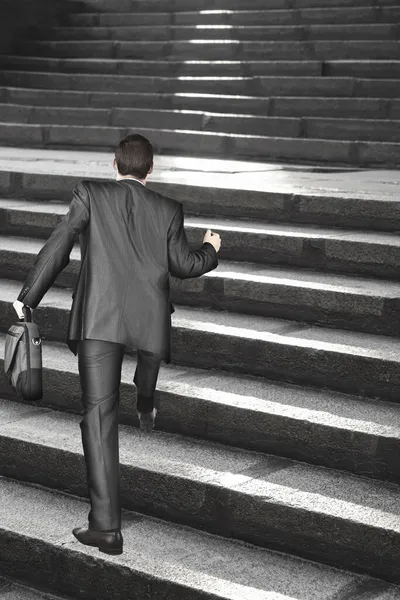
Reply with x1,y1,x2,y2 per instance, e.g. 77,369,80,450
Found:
115,134,153,179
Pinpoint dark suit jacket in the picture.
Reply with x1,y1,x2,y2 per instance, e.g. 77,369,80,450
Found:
16,178,218,363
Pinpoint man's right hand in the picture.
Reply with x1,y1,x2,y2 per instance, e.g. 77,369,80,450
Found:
203,229,221,253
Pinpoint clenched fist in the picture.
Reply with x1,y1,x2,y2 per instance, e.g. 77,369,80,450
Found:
203,229,221,253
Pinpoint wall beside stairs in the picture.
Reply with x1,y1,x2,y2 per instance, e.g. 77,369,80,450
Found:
0,0,66,55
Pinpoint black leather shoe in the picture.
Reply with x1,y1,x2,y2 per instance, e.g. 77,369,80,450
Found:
72,526,123,555
137,407,157,433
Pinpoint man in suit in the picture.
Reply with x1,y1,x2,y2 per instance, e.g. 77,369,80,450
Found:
12,133,221,556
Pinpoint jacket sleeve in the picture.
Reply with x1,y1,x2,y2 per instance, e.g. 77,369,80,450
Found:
167,203,218,279
16,182,90,309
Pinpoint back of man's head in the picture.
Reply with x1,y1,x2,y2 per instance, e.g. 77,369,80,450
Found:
115,134,153,179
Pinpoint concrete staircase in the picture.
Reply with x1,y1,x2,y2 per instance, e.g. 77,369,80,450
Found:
0,148,400,598
0,0,399,165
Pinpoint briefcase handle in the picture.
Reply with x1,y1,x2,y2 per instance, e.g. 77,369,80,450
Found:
21,305,32,323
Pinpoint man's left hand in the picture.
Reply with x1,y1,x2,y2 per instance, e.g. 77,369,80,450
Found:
13,300,28,319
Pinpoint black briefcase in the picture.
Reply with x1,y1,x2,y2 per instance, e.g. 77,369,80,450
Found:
4,305,43,402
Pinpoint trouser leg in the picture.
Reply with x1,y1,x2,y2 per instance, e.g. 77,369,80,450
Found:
133,349,162,413
78,338,125,531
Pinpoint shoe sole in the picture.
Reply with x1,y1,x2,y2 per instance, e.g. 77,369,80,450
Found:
99,546,123,555
73,531,123,555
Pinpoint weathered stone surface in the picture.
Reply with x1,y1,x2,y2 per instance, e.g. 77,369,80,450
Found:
305,118,400,143
1,0,400,595
1,476,386,600
325,60,400,79
43,23,399,43
3,278,400,401
2,334,400,484
2,155,400,230
1,400,400,584
46,125,122,149
230,135,353,164
3,232,400,335
0,55,323,77
0,124,43,146
67,6,400,27
18,38,399,62
66,0,399,11
271,96,391,119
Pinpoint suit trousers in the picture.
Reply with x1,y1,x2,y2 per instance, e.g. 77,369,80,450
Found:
77,338,161,530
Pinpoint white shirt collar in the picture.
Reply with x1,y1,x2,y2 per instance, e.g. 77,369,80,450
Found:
117,176,145,186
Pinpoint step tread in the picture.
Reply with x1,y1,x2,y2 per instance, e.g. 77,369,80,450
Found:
0,146,398,201
1,397,400,532
2,276,400,360
3,229,400,297
0,475,390,600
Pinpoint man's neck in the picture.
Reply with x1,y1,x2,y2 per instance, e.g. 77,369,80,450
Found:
116,174,146,186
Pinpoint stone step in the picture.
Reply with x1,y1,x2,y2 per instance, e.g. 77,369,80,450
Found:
1,400,400,584
0,55,324,77
67,0,399,12
2,200,400,278
17,39,400,61
0,122,398,167
44,23,400,42
1,332,400,483
0,577,76,600
3,231,400,336
324,60,400,79
306,118,400,143
3,70,400,98
1,104,399,143
2,477,398,599
2,277,400,400
3,56,400,79
66,6,400,27
2,86,400,119
2,163,400,232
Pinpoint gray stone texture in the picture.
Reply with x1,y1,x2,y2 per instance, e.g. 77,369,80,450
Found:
0,0,400,593
3,476,397,600
2,0,397,167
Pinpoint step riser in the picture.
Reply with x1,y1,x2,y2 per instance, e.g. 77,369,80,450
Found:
325,62,400,79
0,124,399,167
3,71,400,98
1,105,399,143
2,87,399,120
43,24,400,42
67,0,399,11
16,40,400,61
1,299,400,401
1,359,398,484
0,423,399,584
2,171,400,232
2,247,399,337
67,7,400,27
